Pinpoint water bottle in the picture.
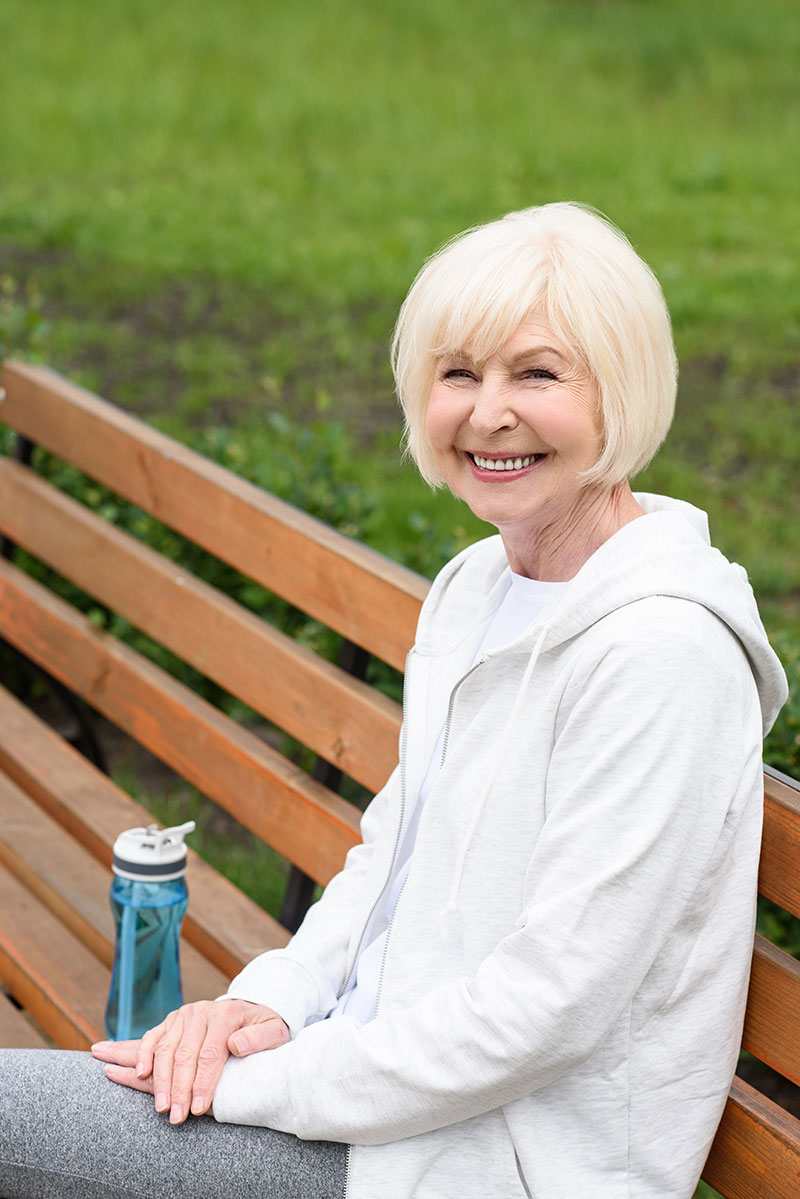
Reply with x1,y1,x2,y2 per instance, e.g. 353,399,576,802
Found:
105,821,195,1041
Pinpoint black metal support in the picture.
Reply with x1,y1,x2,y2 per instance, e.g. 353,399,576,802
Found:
0,432,109,774
279,638,371,934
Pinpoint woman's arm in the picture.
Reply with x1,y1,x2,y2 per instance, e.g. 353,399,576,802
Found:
94,764,402,1122
210,609,763,1142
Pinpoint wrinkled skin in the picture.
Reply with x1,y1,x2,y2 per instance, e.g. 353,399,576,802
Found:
91,998,289,1124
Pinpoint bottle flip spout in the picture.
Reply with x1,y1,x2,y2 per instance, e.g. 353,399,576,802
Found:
153,821,196,854
112,821,196,881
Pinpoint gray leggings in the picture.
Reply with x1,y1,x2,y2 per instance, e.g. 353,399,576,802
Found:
0,1050,347,1199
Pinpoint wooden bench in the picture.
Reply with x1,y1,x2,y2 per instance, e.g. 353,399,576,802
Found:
0,360,798,1197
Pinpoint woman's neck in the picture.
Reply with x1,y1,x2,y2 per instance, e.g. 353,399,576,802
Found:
499,482,645,581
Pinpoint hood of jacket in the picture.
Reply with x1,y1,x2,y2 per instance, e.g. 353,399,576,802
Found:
413,492,787,739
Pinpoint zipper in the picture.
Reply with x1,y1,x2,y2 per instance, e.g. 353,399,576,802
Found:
342,1143,353,1198
374,871,409,1016
336,649,415,1000
439,656,487,767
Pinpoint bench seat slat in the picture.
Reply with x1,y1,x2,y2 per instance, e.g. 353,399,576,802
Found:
0,864,107,1048
0,562,362,888
0,360,427,672
0,989,51,1049
0,457,401,794
0,769,228,1001
702,1075,800,1198
0,684,290,978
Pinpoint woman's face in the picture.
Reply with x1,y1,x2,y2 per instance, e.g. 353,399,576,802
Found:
425,319,603,539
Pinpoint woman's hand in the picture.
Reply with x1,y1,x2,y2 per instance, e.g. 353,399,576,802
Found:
91,998,289,1124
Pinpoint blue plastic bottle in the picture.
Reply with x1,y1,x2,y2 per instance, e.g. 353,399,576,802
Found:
105,821,195,1042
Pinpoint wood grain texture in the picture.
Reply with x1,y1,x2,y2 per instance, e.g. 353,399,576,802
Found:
0,457,401,794
0,360,428,670
702,1076,800,1198
0,561,362,888
760,773,800,921
743,936,800,1086
0,684,291,977
0,865,107,1049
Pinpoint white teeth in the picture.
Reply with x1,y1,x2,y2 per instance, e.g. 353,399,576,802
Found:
473,454,539,471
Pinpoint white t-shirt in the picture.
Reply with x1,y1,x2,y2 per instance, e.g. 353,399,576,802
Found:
330,572,564,1023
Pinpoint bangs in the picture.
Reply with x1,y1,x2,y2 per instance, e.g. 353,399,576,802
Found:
430,249,591,374
428,242,550,365
435,291,540,365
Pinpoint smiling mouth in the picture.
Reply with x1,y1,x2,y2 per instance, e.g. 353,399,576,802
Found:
468,452,546,472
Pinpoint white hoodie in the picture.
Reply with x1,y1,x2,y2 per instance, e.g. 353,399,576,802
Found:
213,494,787,1199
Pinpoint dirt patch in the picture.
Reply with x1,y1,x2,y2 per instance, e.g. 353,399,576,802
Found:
1,243,401,439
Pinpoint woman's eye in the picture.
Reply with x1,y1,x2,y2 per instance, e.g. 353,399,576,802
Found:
443,368,476,381
524,368,557,381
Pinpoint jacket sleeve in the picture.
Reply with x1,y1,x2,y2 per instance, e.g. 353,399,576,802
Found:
221,765,400,1038
213,608,763,1141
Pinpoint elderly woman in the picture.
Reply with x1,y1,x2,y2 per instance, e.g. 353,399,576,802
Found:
0,203,788,1199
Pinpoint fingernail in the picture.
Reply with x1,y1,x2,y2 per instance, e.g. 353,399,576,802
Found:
191,1096,206,1116
230,1035,245,1054
155,1092,170,1113
169,1104,184,1125
135,1061,147,1078
91,1042,108,1052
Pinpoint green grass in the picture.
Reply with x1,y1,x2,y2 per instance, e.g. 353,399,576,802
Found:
2,0,799,330
1,0,799,348
694,1182,722,1199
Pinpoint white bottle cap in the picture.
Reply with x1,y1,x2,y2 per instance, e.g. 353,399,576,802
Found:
111,821,196,881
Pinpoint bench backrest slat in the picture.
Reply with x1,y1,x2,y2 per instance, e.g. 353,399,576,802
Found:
0,361,427,671
760,775,800,921
0,560,361,886
743,935,800,1087
0,457,401,794
703,1076,800,1199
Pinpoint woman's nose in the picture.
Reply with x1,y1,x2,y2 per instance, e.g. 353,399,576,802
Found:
468,379,519,436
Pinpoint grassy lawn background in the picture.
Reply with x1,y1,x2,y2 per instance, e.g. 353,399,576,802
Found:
1,0,798,650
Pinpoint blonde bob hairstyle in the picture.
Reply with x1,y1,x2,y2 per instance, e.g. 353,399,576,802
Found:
391,202,678,488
